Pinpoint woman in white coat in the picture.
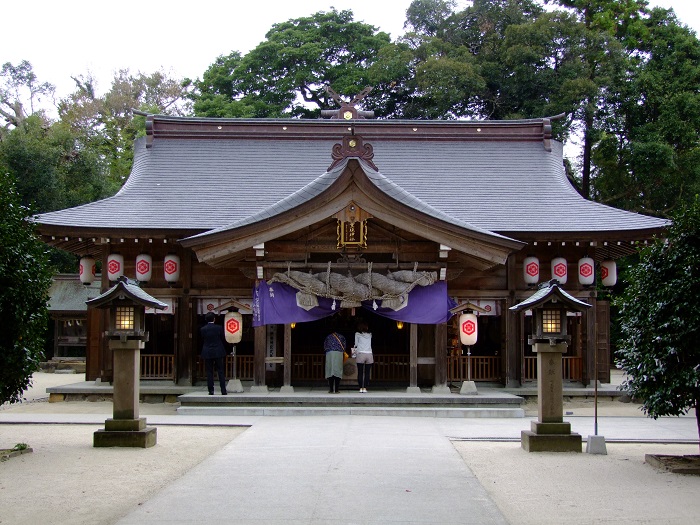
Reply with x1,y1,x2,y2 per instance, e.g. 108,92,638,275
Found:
353,321,373,393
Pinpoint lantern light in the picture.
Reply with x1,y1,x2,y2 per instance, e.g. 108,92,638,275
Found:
224,311,243,344
551,257,568,285
523,255,540,286
396,321,404,330
135,254,153,282
106,253,124,282
79,257,96,285
115,306,135,331
601,260,617,287
578,256,595,286
164,254,180,283
459,313,478,346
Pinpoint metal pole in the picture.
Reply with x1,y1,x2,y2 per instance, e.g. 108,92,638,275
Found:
594,343,599,436
467,346,472,382
232,345,237,380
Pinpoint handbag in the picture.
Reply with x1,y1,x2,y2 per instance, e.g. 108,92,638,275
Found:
351,346,357,358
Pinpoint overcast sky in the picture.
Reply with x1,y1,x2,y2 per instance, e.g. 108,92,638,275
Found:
4,0,700,101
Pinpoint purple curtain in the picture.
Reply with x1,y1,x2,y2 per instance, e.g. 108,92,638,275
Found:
253,280,455,326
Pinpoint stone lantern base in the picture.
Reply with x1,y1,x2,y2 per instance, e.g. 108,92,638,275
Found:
94,417,157,448
521,421,582,453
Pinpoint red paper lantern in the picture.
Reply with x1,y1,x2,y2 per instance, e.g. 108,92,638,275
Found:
106,254,124,281
578,256,595,286
523,256,540,285
459,313,478,346
551,257,568,285
79,257,96,285
224,312,243,344
164,254,180,283
135,254,152,282
601,260,617,287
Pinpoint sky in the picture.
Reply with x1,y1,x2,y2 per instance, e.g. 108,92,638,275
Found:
4,0,700,102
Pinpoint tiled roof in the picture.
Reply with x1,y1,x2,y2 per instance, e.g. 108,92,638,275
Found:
35,120,669,237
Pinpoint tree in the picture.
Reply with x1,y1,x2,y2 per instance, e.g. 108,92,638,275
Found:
592,6,700,217
191,10,392,118
615,198,700,448
0,115,112,213
0,60,55,135
0,171,53,405
59,69,191,185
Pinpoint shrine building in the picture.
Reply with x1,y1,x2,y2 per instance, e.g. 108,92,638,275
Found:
34,103,669,392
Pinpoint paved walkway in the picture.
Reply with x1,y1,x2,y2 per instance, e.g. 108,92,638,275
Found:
2,373,698,525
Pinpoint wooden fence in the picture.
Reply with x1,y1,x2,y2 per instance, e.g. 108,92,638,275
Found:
523,356,583,382
142,353,583,383
446,356,501,382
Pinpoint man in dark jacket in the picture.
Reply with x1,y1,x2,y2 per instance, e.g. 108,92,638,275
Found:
200,312,228,395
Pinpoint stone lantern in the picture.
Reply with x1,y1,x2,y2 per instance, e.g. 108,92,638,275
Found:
86,276,167,448
510,279,591,452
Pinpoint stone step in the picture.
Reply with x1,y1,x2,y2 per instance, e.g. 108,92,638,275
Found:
176,405,525,418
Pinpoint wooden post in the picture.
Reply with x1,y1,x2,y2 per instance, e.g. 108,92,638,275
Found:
407,323,419,393
281,323,293,393
252,324,268,392
432,323,449,393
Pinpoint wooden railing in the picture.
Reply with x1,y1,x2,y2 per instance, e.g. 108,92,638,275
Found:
524,356,583,382
371,355,409,382
291,354,410,382
447,356,501,382
140,354,174,380
195,355,255,380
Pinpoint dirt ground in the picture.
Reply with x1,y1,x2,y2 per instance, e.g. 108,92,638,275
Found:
1,372,699,525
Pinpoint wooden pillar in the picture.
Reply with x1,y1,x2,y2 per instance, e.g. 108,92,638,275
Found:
584,296,597,386
407,323,419,392
175,296,193,385
281,323,293,392
432,322,449,393
253,325,267,390
505,255,520,387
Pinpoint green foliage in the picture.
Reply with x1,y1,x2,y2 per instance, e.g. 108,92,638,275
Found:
615,198,700,435
0,115,113,213
191,10,392,118
592,6,700,216
0,171,53,405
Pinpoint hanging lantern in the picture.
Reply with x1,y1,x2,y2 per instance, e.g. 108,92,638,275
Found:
523,255,540,286
106,254,124,282
135,254,152,282
224,312,243,344
459,313,478,346
601,260,617,287
164,254,180,283
79,257,96,285
551,256,568,285
578,256,595,286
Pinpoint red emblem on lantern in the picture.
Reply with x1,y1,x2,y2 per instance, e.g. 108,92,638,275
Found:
553,262,567,278
108,259,121,275
462,319,476,336
526,261,539,277
601,266,609,280
136,259,151,275
580,262,593,278
164,259,178,275
226,317,240,335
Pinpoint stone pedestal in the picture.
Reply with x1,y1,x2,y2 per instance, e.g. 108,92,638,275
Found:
586,435,608,455
94,339,157,448
94,417,157,448
459,381,478,395
227,379,244,393
521,342,581,453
